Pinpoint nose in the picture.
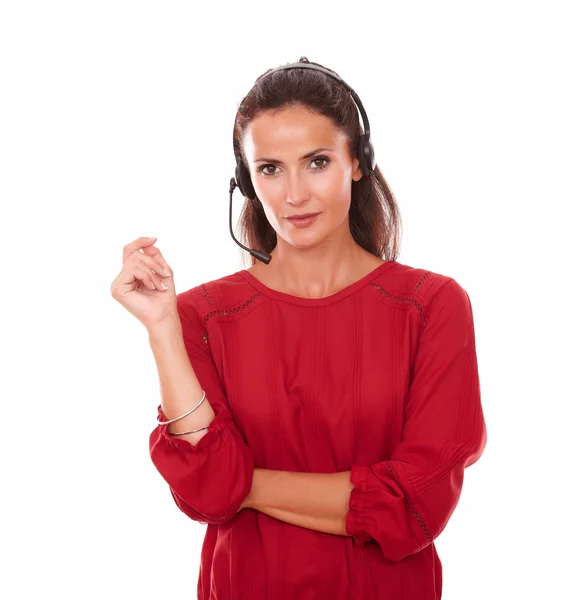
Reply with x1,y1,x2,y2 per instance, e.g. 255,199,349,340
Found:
285,172,311,206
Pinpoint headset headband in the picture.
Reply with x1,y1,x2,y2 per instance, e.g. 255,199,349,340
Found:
260,60,371,140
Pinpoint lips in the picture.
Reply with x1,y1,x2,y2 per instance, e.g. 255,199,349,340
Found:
286,213,321,228
287,213,320,220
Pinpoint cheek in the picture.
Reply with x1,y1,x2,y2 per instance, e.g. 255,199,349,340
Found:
320,177,353,213
252,175,281,203
259,200,284,229
315,169,351,196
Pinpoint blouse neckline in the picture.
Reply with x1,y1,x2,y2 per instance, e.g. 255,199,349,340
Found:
238,260,397,307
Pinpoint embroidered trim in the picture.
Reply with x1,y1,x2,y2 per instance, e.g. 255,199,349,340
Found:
201,292,262,345
414,270,431,293
384,461,433,543
201,283,213,306
369,284,427,327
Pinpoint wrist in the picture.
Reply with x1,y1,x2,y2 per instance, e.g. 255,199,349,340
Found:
147,314,183,345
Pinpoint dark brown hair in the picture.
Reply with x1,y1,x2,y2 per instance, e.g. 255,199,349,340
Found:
232,58,402,268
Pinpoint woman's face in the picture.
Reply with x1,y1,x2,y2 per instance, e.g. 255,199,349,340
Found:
242,105,363,250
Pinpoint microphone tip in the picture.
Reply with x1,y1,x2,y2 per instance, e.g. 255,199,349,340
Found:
250,249,272,264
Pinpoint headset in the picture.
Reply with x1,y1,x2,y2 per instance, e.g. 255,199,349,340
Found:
229,57,375,265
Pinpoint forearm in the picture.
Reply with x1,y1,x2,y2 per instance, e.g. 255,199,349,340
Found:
242,468,355,537
149,317,215,445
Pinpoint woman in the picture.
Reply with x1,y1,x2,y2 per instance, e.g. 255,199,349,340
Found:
111,57,487,599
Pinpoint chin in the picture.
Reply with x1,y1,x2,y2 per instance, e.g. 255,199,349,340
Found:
284,230,332,250
289,239,319,250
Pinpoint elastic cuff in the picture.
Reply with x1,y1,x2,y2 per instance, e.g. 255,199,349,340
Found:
345,464,373,547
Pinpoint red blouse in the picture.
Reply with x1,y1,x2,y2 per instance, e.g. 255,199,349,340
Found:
149,259,487,599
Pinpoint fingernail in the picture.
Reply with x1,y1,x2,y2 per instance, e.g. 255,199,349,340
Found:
164,268,171,276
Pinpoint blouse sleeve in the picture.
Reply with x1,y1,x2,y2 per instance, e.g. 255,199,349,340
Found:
345,278,487,562
149,291,254,525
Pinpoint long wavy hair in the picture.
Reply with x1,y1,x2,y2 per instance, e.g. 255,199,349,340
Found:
232,58,402,268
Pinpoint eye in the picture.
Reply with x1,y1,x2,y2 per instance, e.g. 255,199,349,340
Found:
256,155,331,177
257,164,280,177
310,156,330,170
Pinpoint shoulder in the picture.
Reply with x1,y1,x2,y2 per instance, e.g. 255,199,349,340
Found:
176,269,260,324
374,260,472,326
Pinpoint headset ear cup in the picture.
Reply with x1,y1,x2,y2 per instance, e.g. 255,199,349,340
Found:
234,163,246,196
357,134,376,177
235,161,256,200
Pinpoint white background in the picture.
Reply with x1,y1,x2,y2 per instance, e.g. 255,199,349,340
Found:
2,1,575,598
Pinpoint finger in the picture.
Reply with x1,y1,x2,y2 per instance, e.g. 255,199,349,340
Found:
141,244,172,276
132,265,158,291
137,256,170,290
122,236,158,265
138,253,171,280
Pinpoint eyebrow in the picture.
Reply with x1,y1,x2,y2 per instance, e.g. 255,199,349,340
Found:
253,147,334,164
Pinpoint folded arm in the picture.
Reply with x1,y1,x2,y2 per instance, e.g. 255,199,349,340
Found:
240,468,355,537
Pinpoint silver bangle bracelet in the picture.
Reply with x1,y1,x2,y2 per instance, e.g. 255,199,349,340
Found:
157,390,206,425
168,424,210,436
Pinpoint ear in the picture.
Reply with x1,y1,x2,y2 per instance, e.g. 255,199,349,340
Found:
352,157,363,182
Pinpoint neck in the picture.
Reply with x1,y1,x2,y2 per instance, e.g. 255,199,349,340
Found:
258,231,376,300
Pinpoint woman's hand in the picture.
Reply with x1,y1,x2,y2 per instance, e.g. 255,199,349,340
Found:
110,236,177,331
